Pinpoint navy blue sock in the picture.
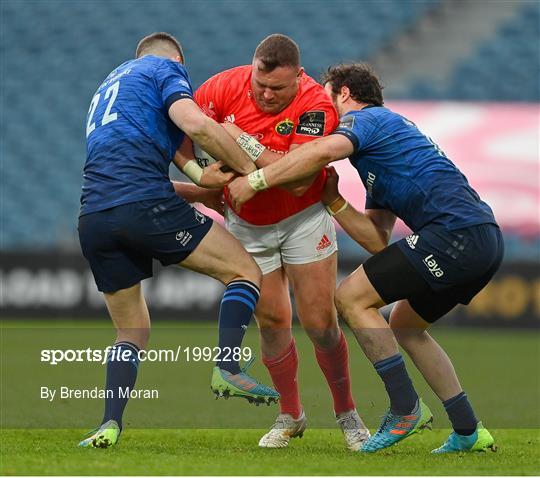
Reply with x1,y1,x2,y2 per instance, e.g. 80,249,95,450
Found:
216,280,260,374
102,341,140,430
443,391,478,436
374,353,418,415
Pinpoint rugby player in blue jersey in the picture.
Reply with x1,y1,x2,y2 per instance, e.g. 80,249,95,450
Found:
77,32,278,448
228,63,503,454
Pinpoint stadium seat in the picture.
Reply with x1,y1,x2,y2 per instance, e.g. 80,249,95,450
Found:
4,0,537,248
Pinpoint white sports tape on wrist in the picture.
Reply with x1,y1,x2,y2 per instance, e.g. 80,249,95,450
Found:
236,132,265,162
325,196,349,216
182,160,203,185
247,169,269,191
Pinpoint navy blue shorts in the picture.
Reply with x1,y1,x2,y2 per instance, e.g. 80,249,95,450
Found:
78,196,213,293
363,223,504,322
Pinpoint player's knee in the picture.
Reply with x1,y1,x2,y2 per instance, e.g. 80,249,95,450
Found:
392,326,428,348
306,326,340,350
335,278,357,318
300,306,339,348
116,323,151,350
231,255,262,288
257,309,289,329
247,259,263,288
335,276,379,319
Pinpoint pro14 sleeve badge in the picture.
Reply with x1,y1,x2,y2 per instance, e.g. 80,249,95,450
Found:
338,114,355,130
295,111,326,136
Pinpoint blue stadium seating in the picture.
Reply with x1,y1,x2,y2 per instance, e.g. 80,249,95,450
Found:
1,0,440,248
408,3,540,101
1,0,537,249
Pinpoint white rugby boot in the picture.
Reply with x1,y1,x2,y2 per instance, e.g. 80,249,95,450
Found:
336,409,371,451
258,411,307,448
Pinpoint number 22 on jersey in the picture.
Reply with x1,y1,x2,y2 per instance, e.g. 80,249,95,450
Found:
86,81,120,137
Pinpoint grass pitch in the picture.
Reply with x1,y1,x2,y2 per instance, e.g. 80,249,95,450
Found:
1,428,539,475
1,322,539,475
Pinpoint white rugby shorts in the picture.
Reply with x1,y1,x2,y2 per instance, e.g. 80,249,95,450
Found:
225,202,337,275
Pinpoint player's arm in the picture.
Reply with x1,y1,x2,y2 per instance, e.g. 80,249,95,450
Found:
220,122,310,195
172,135,235,188
282,144,321,197
228,134,354,211
321,167,395,254
220,122,281,168
171,181,226,216
168,98,256,176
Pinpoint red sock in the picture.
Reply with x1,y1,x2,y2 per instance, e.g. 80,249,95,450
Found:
262,339,302,419
314,330,355,415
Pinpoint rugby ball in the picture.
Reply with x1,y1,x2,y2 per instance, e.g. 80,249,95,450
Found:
193,143,216,168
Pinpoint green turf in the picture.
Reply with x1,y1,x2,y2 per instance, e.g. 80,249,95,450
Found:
1,322,539,475
1,428,539,475
1,324,538,430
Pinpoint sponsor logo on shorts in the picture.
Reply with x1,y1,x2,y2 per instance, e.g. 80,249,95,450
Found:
316,234,332,251
295,111,325,136
406,234,419,249
423,254,444,277
275,119,295,136
225,114,235,123
176,231,193,246
366,171,376,196
194,210,207,224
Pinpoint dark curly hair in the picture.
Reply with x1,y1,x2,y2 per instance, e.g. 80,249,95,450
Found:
321,63,384,106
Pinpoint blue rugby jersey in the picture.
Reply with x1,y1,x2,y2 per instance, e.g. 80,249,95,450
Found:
80,55,193,216
333,106,497,232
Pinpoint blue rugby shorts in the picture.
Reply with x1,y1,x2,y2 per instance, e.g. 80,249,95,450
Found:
78,196,213,293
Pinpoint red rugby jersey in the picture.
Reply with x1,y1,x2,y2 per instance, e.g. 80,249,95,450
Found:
195,65,338,225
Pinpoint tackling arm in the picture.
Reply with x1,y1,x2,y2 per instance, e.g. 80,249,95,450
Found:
171,181,208,202
332,206,396,254
220,122,316,196
321,166,395,254
227,134,354,211
264,134,354,187
220,122,284,168
171,181,226,216
168,98,256,176
172,136,235,188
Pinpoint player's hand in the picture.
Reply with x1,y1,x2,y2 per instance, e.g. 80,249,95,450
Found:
200,188,226,216
321,166,341,205
200,161,236,189
228,176,257,213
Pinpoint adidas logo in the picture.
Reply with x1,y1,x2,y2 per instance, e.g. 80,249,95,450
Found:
406,234,419,249
225,114,235,123
316,234,332,251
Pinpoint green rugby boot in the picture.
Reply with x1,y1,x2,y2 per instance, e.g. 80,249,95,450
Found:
211,358,279,405
360,398,433,452
432,422,497,453
78,419,120,448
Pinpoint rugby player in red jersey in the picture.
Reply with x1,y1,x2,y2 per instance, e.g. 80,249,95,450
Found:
193,34,370,449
